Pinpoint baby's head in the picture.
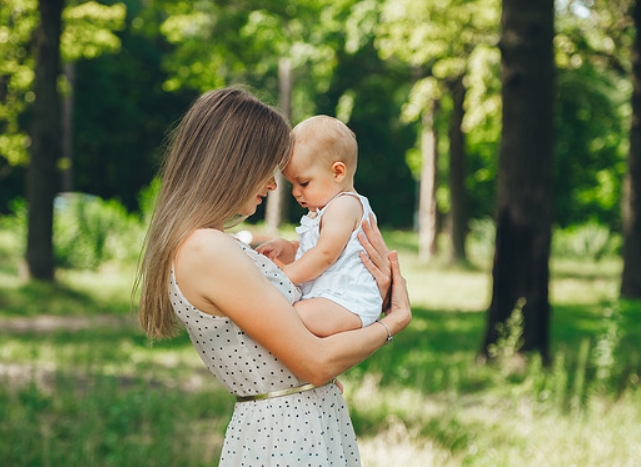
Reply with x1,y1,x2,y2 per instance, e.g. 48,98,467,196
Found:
292,115,357,175
284,115,358,211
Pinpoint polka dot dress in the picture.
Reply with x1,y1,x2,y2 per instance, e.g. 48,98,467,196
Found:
170,241,362,466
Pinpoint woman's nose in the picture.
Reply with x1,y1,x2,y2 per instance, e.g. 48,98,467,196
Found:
266,176,277,191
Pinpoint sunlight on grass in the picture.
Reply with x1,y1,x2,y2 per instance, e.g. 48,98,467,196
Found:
347,373,641,467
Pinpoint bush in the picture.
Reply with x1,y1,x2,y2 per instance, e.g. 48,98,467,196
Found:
0,182,159,271
54,193,147,269
552,221,621,259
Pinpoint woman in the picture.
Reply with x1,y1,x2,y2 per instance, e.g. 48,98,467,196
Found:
136,87,411,466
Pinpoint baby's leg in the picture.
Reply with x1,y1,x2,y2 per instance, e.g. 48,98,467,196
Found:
294,297,362,337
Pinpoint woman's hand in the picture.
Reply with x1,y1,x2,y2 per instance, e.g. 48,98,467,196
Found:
382,251,412,336
358,214,392,306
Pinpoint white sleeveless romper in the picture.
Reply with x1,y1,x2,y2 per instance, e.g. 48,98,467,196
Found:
295,192,382,327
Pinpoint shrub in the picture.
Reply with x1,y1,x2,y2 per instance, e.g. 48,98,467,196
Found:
54,193,146,269
552,221,621,259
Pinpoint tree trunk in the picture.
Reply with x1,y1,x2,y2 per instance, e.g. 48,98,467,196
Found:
621,0,641,299
448,75,468,263
481,0,555,364
418,99,439,263
265,56,292,236
61,61,75,193
26,0,64,281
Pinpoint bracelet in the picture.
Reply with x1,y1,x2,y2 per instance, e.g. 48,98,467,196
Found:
375,320,393,344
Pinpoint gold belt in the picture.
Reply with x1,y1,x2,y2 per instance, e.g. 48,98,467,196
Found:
236,378,336,403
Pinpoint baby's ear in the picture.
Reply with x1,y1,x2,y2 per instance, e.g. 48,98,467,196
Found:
332,161,347,181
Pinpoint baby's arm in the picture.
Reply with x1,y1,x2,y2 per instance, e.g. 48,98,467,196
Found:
295,297,362,337
282,195,363,284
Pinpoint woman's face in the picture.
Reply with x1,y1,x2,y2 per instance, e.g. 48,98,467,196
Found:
240,175,277,216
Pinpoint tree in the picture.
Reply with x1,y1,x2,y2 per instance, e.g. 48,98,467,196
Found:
621,0,641,299
25,0,65,280
447,75,468,262
376,0,500,263
417,96,440,261
264,56,293,236
481,0,555,363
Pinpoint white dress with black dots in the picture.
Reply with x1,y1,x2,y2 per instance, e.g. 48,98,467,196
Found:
169,241,362,467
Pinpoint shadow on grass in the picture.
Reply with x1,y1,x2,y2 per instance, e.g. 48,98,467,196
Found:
0,368,231,467
0,278,131,317
349,299,641,397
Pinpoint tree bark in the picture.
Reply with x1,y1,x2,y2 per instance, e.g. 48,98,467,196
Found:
481,0,555,364
448,75,468,263
418,99,439,263
26,0,64,280
621,0,641,299
265,56,292,236
61,62,75,193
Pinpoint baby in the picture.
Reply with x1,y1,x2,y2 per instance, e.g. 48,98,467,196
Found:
257,115,382,337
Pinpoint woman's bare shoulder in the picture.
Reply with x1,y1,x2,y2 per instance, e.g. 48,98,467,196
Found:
180,228,239,256
174,229,263,315
176,229,252,277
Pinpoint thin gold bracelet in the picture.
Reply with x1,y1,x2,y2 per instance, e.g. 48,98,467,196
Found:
376,320,393,344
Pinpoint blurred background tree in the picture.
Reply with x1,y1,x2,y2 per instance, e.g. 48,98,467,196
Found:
0,0,639,355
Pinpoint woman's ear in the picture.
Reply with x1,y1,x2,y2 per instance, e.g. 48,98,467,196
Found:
332,161,347,182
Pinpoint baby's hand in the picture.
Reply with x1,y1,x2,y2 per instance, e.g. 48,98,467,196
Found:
256,238,298,265
256,239,282,259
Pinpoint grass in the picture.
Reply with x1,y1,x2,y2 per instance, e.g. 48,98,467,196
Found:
0,225,640,466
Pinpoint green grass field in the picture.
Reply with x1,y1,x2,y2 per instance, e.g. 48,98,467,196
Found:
0,227,639,466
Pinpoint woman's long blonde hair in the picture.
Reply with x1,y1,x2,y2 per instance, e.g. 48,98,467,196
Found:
136,88,292,339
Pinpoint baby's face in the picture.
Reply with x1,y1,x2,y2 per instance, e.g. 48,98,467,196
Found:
283,148,341,212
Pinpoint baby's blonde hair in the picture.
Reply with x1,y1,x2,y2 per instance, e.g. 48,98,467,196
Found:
136,88,292,339
292,115,358,177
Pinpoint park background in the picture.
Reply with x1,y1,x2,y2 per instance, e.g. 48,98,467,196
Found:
1,0,640,465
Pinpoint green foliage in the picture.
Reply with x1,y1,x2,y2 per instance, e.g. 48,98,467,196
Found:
2,0,634,230
554,66,628,227
552,221,621,259
136,177,161,224
487,298,525,359
0,187,151,274
62,2,126,61
0,191,150,272
53,193,146,269
0,199,26,277
0,0,38,166
0,0,128,168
